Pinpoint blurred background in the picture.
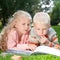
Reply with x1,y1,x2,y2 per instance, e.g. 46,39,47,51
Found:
0,0,60,31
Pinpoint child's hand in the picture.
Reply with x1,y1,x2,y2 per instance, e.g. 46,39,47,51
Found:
54,44,60,49
40,35,48,44
17,44,29,50
26,44,37,51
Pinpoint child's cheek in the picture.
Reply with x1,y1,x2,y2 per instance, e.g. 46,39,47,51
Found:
43,31,47,35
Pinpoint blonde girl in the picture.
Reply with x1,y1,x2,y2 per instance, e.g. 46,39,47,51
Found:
0,10,37,51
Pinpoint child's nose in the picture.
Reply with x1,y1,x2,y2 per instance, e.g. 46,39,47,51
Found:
25,25,28,28
40,29,43,34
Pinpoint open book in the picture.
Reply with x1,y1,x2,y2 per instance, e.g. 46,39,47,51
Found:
5,46,60,56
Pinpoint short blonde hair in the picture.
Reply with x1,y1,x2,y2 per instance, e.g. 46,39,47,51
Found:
33,12,50,25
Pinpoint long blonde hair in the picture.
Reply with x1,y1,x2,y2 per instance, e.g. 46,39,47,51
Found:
0,10,32,51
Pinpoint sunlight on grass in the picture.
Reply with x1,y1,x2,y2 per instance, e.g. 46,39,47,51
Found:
0,54,60,60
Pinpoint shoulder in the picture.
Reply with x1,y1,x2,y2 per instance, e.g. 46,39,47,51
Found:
29,28,40,43
48,27,57,39
29,27,36,38
48,27,56,35
8,28,18,36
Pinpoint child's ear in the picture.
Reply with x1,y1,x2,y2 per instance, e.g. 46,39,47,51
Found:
14,20,18,27
14,23,17,28
14,22,17,28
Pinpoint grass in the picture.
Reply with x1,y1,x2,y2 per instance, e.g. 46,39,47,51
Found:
0,25,60,60
0,54,60,60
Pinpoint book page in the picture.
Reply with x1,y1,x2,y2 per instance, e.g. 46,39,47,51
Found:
33,45,60,56
5,49,33,55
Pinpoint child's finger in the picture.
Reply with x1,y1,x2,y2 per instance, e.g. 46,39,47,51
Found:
40,35,44,38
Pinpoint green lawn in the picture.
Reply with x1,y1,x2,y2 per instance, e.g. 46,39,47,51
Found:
0,25,60,60
0,54,60,60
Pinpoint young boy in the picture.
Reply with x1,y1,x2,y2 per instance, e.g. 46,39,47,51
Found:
29,12,60,49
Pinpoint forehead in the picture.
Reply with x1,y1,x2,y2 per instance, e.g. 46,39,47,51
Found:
15,15,31,23
34,22,48,28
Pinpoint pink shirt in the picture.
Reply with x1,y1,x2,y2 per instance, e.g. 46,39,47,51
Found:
7,29,30,50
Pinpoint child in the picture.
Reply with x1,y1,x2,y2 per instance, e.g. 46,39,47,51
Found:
0,10,37,51
29,12,60,49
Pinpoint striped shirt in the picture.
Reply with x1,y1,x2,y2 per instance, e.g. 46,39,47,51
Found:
29,27,60,49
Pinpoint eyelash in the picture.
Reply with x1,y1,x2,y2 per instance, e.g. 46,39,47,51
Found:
22,24,30,26
37,29,47,30
22,23,25,25
27,24,30,26
37,29,40,30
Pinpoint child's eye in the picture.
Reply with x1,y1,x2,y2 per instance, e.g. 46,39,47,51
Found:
22,23,25,25
43,28,47,30
27,24,30,26
37,28,40,30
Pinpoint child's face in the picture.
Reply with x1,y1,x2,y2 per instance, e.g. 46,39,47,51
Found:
34,22,50,36
15,16,31,34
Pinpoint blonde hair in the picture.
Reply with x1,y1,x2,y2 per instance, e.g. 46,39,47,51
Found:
0,10,32,51
33,12,50,25
13,10,32,21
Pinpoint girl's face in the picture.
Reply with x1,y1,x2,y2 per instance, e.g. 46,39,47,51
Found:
15,16,31,34
34,22,50,36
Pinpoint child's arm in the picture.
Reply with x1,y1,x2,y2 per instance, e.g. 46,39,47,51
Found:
7,29,18,50
46,34,60,49
40,35,60,49
26,44,37,51
51,35,59,44
51,35,60,49
47,27,60,49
